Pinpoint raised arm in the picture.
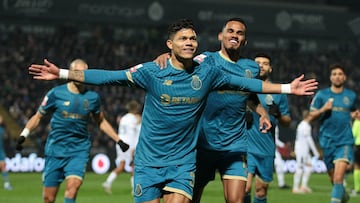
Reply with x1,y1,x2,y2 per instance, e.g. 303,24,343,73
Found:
29,59,130,85
29,59,85,82
229,74,318,95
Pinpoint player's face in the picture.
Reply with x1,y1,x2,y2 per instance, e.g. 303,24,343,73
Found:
255,57,272,80
330,68,346,88
218,21,246,51
73,62,88,86
167,28,198,60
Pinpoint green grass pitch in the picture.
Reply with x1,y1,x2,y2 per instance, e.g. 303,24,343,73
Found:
1,172,359,202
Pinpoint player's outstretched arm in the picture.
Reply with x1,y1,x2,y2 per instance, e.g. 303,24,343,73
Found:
261,74,318,95
29,59,85,82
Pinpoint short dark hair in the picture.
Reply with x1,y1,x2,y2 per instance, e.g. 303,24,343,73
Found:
167,19,195,40
330,63,346,74
254,52,272,65
222,17,247,30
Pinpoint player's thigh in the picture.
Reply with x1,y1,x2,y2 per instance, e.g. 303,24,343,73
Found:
334,144,354,164
43,156,67,187
63,156,89,181
134,164,195,203
163,192,190,203
219,152,247,180
248,153,273,183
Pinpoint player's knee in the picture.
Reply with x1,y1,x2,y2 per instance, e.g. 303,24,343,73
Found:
43,194,56,203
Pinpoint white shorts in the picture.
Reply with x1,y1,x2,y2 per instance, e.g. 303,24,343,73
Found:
115,145,134,172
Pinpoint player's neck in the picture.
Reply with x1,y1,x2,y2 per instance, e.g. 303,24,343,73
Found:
169,57,193,71
330,85,343,93
219,49,241,62
67,82,84,94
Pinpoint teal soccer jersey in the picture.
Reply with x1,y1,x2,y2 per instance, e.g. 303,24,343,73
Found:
38,84,101,157
310,87,356,148
195,51,260,152
83,56,263,167
247,93,290,156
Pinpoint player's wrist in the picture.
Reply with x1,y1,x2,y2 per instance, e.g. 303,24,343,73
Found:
59,69,69,80
281,84,291,94
20,128,30,138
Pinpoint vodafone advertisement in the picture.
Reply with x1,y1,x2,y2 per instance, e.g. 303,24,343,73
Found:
5,153,112,174
5,153,327,174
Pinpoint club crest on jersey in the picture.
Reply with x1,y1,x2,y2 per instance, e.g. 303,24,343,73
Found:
265,94,274,105
343,96,350,105
129,64,143,73
83,99,89,110
245,69,253,78
134,184,142,197
191,75,202,90
63,101,70,106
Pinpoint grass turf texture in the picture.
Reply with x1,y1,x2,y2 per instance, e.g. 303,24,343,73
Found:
1,172,359,203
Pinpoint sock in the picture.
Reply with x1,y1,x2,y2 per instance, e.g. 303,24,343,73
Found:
293,168,302,190
130,176,134,190
275,160,285,187
243,192,251,203
254,195,266,203
330,183,344,203
64,197,75,203
105,172,117,185
354,169,360,192
2,171,9,182
301,165,312,188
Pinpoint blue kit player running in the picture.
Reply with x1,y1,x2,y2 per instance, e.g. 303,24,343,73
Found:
28,19,317,203
16,59,129,203
245,53,292,203
309,64,360,203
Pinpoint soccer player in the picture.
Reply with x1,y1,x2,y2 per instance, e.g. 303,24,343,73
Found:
352,118,360,196
309,64,360,203
154,18,272,203
245,53,292,203
28,19,317,203
102,100,142,194
16,59,129,203
0,115,12,190
292,110,320,194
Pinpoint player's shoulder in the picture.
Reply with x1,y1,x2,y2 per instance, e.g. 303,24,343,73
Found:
193,51,216,64
237,58,260,70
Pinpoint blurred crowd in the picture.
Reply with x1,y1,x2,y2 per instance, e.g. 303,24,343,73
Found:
0,24,359,156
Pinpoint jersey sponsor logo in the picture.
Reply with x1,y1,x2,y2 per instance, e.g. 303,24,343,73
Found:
191,75,202,90
63,101,70,106
129,64,143,73
160,94,201,105
163,80,173,86
41,96,48,106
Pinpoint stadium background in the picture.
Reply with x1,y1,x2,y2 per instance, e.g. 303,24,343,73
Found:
0,0,359,172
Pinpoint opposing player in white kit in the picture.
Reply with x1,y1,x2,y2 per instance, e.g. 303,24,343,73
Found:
292,110,319,194
102,100,142,194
